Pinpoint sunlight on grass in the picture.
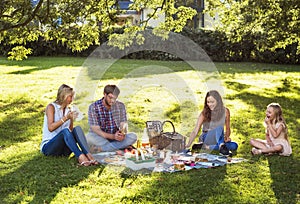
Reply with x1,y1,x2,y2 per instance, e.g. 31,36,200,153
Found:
224,161,278,203
0,65,81,105
0,58,299,203
222,72,300,101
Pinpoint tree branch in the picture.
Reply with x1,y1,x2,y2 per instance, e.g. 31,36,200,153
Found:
0,0,44,32
140,0,166,28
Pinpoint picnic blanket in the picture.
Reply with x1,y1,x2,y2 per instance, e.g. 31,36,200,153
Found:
92,152,247,173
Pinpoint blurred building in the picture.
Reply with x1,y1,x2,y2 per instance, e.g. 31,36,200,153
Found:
117,0,218,29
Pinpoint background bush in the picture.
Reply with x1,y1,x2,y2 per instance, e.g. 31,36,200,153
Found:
1,28,299,64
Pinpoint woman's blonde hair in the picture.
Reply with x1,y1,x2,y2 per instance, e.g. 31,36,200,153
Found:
55,84,74,104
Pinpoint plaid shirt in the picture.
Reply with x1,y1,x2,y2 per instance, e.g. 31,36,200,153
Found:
88,98,127,134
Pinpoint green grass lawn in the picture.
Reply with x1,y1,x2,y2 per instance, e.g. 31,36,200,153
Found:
0,57,299,204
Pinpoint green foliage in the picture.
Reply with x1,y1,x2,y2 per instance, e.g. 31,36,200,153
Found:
7,46,32,61
0,0,196,59
205,0,300,55
1,0,299,63
108,0,196,49
180,28,300,64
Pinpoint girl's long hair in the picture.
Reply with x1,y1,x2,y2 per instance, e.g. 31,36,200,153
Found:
267,103,288,140
55,84,74,105
202,90,225,122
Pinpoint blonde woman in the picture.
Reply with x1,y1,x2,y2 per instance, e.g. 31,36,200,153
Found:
41,84,98,166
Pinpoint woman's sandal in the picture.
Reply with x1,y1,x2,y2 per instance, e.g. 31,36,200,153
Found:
86,153,99,165
251,148,262,155
79,161,92,166
89,160,99,165
78,154,92,166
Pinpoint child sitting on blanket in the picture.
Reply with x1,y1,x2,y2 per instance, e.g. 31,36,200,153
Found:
250,103,292,156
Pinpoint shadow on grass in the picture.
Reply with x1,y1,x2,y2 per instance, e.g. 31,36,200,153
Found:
85,59,196,81
276,78,300,94
1,57,299,78
224,81,251,92
0,96,44,147
118,166,228,203
267,155,300,204
0,57,84,75
215,62,300,74
0,154,100,203
85,60,300,81
9,67,56,75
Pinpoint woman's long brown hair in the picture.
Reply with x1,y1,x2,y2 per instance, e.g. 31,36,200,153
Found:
202,90,225,122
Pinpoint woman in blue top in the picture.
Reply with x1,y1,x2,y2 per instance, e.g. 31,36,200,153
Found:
40,84,98,166
186,90,238,154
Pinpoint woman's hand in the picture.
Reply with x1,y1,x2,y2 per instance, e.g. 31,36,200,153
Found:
66,111,78,120
185,144,191,148
224,137,231,142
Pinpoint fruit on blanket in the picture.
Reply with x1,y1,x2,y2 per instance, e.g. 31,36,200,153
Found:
174,163,185,170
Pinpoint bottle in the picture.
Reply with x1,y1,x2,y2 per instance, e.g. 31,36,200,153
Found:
141,128,150,147
136,139,141,149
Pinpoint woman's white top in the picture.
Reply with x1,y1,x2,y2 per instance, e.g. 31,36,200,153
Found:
40,102,71,151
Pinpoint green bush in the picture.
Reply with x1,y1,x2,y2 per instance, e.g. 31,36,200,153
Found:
1,28,299,64
7,46,32,61
180,28,300,64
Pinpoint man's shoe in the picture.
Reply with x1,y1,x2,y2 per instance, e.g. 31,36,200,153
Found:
219,144,231,156
192,143,203,151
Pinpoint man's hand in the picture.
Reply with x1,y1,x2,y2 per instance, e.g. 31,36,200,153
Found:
115,131,125,141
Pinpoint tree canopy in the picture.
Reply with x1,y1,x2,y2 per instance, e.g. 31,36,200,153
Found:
205,0,300,54
1,0,299,60
0,0,196,59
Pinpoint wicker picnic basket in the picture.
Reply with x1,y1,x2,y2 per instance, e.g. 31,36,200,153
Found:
146,120,186,152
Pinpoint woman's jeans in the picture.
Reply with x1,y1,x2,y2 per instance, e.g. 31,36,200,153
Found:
42,126,89,158
200,126,238,151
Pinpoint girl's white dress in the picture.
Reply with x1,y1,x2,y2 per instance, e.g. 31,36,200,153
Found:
269,122,292,156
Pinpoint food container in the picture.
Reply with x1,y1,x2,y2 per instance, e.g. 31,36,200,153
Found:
125,157,156,170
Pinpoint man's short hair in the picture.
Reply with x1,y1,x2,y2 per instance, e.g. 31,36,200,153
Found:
104,85,120,96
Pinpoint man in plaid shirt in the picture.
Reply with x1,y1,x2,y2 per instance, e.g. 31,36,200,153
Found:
86,85,137,152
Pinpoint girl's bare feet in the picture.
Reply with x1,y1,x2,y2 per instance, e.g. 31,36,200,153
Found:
251,148,262,155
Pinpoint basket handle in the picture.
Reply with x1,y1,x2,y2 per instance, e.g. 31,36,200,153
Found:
161,120,176,134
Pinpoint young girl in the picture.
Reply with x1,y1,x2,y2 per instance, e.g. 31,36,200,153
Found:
41,84,98,166
250,103,292,156
186,90,238,154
